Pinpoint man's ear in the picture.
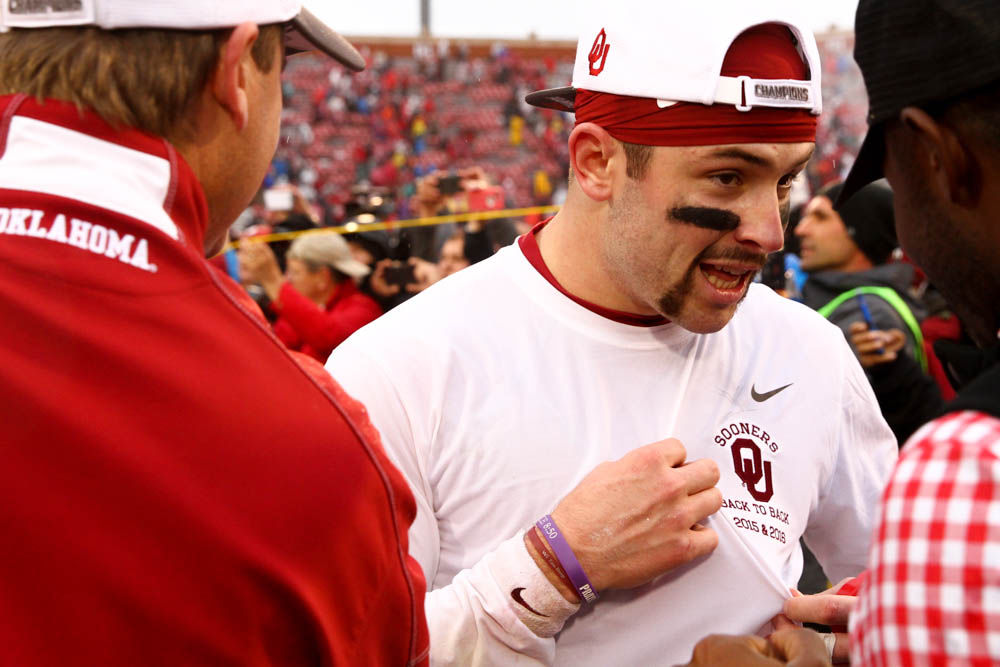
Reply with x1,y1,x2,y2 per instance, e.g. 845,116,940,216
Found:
212,22,261,132
568,122,621,202
320,266,337,288
898,106,981,208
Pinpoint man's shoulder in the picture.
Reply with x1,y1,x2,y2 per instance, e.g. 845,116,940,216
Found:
344,248,517,341
904,410,1000,459
739,283,843,338
730,285,858,380
888,412,1000,508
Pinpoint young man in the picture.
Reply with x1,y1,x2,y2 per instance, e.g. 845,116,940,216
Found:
0,2,426,664
796,182,913,356
240,233,382,360
328,3,896,665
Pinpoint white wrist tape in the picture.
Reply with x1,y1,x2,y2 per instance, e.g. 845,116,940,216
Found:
487,532,581,638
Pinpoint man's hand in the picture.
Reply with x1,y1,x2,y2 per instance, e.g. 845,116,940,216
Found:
776,578,858,664
543,439,722,594
412,170,450,219
370,259,402,298
848,321,905,368
238,240,283,301
683,629,831,666
413,167,489,220
405,257,440,294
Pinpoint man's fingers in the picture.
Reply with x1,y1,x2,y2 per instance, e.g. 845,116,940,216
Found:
685,633,782,667
767,628,831,666
853,332,888,351
847,321,868,335
770,613,798,631
629,437,687,468
783,593,855,627
884,329,905,350
688,486,724,522
678,457,721,494
685,523,719,560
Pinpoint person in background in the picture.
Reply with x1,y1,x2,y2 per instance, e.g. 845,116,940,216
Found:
240,233,381,361
0,3,427,663
372,231,471,299
795,181,942,442
368,168,501,307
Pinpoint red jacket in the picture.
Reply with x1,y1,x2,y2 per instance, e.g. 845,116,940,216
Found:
0,95,428,666
273,279,382,361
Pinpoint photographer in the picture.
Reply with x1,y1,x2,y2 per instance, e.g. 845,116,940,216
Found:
368,168,505,307
240,233,381,361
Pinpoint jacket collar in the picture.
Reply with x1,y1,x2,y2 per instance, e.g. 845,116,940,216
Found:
0,94,210,252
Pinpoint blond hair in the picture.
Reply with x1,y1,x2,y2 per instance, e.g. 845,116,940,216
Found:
0,24,283,144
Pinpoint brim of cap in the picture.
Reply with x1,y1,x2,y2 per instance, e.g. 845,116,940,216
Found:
525,86,577,112
334,257,372,278
837,122,886,207
286,7,365,72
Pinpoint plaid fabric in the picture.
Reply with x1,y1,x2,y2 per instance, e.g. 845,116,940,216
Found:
851,410,1000,666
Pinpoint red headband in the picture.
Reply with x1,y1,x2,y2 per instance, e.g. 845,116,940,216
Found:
574,25,818,146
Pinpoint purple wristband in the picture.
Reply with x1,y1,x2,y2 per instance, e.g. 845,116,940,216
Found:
535,514,598,603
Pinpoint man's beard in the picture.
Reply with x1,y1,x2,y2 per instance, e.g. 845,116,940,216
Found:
656,245,767,318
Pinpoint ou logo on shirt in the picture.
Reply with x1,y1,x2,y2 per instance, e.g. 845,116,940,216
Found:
731,438,774,502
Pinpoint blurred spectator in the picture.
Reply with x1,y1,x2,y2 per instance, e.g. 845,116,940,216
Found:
796,181,942,443
369,230,472,304
240,234,381,361
436,232,473,278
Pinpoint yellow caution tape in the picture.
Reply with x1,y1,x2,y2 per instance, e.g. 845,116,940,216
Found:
226,204,561,249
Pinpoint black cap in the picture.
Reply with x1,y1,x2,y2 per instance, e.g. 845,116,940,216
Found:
823,182,897,265
839,0,1000,204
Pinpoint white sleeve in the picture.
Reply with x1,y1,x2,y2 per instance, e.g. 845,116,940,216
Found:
802,342,898,583
326,343,579,666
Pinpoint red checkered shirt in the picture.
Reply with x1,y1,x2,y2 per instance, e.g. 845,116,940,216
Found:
850,410,1000,666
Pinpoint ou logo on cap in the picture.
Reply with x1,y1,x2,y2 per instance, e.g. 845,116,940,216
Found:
588,28,610,76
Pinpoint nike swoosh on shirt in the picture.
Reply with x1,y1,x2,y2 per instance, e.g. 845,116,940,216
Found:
750,383,793,402
510,587,549,617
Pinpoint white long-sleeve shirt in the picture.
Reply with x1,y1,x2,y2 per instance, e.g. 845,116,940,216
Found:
327,241,896,665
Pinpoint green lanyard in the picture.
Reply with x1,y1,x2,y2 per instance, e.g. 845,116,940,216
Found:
818,286,928,373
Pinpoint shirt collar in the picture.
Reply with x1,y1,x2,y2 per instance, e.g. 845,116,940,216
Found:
517,219,669,327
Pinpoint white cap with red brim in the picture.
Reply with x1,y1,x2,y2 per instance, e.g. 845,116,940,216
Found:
0,0,365,72
526,0,821,115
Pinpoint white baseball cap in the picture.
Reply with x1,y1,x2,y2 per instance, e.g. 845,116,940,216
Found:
0,0,365,71
288,232,371,278
526,1,821,116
